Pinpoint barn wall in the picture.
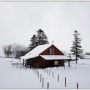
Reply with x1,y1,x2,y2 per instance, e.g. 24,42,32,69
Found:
40,45,64,55
26,57,48,68
26,56,65,68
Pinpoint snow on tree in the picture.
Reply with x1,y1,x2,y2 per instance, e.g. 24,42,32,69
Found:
30,34,39,50
37,29,49,45
29,29,49,50
71,30,83,64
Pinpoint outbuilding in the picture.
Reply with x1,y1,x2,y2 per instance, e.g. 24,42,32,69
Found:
20,44,72,68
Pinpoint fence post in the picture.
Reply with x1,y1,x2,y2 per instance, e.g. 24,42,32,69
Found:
40,74,42,82
64,65,65,70
42,78,44,87
47,82,49,89
77,83,79,89
52,72,54,78
23,59,24,66
49,70,50,76
37,71,39,78
65,77,66,87
47,69,48,74
45,69,46,73
58,74,59,82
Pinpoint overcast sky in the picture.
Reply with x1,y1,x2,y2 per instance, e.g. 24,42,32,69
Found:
0,2,90,55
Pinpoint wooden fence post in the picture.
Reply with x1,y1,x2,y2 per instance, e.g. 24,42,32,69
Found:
64,66,65,70
47,69,48,74
65,77,66,87
49,70,50,76
45,69,46,73
23,59,24,66
77,83,79,89
37,71,39,78
52,72,54,78
47,82,49,89
40,74,42,82
42,78,44,87
58,75,59,82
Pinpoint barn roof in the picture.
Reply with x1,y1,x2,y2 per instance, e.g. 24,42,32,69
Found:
20,44,71,60
40,55,71,60
20,44,51,59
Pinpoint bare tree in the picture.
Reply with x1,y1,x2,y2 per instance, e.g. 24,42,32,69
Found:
3,45,8,58
3,45,12,58
3,44,29,58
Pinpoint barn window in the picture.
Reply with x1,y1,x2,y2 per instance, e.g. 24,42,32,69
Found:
50,48,53,54
54,61,58,65
53,48,55,54
50,48,55,54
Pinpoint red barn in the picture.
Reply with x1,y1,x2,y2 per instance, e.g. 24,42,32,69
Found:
20,44,71,68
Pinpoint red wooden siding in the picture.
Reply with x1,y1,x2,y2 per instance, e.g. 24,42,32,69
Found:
26,56,65,68
40,45,64,55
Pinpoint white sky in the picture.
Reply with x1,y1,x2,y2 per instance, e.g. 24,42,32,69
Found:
0,2,90,54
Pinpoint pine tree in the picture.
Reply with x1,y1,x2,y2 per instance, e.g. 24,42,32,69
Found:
71,30,83,64
29,29,49,50
30,34,38,50
37,29,49,45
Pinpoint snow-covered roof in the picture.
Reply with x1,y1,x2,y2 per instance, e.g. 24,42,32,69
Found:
20,44,71,60
40,55,71,60
20,44,51,59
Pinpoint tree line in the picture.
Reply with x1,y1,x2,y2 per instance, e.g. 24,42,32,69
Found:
3,28,84,64
3,44,29,58
3,29,49,59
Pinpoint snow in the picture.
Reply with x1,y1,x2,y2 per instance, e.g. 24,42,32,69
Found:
20,44,51,59
0,57,41,88
0,57,90,89
40,55,71,60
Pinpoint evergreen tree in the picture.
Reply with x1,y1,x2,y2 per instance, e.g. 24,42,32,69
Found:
37,29,49,45
30,34,38,50
71,30,83,64
29,29,49,50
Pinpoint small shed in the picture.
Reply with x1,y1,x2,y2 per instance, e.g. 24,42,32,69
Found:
20,44,72,68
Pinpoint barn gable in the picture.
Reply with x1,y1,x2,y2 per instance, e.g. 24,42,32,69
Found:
21,44,65,60
40,44,64,55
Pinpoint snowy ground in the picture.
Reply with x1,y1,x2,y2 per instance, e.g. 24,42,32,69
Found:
0,57,90,89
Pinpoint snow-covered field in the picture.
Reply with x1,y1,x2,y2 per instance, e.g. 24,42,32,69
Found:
0,57,90,89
